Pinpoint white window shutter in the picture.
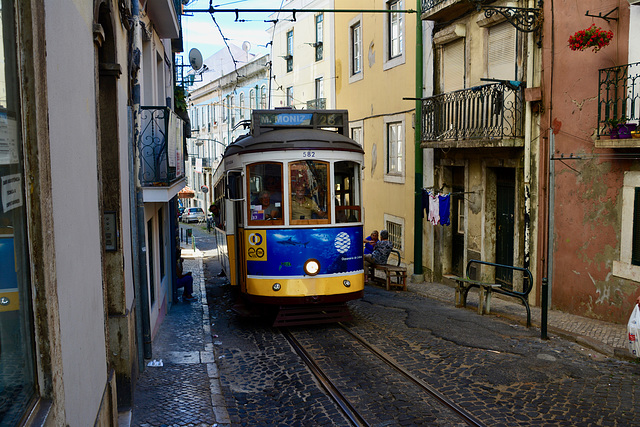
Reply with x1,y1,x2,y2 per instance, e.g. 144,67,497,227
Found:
488,22,516,81
443,39,465,92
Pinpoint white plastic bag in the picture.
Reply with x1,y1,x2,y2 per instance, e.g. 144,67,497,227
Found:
628,305,640,357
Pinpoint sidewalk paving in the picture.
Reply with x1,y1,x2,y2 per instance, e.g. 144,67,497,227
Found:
122,245,231,427
124,246,635,425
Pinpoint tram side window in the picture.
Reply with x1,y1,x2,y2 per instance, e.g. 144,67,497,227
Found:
334,161,362,223
213,178,225,228
290,160,330,224
247,162,283,225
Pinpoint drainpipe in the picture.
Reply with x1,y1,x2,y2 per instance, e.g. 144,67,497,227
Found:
413,0,424,280
131,0,152,361
523,4,534,273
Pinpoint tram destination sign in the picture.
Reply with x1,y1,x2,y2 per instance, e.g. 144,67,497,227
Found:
252,110,348,136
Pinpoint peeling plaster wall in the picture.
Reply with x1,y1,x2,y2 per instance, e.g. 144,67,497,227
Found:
542,0,637,324
44,1,108,424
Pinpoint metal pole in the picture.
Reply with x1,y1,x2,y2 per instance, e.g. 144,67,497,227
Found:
412,0,424,280
541,277,548,339
546,130,555,309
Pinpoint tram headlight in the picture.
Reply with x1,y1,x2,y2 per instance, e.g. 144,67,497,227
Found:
304,259,320,276
343,280,351,288
272,283,281,292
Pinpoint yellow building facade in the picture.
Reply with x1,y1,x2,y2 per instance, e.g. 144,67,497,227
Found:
335,0,419,273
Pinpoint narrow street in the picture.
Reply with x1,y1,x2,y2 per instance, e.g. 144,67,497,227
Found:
150,224,640,426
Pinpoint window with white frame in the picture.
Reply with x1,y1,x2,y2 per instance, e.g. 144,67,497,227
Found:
349,17,363,83
351,125,363,146
384,0,405,70
286,86,294,107
389,0,402,58
260,85,267,109
230,95,236,125
239,92,245,120
315,77,324,107
613,172,640,280
384,213,405,252
250,89,256,111
384,115,405,183
286,30,294,72
315,13,324,61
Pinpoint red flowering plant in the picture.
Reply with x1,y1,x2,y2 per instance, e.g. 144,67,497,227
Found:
568,24,614,52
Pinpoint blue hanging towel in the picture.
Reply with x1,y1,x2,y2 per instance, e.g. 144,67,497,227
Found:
439,194,451,226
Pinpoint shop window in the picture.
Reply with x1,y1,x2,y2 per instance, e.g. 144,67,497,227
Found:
0,2,37,422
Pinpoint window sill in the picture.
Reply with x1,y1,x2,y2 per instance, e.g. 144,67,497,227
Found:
349,70,363,84
612,260,640,281
384,174,405,184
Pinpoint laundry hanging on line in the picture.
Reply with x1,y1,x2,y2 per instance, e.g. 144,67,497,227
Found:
421,189,450,226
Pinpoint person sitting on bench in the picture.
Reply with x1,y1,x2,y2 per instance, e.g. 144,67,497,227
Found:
364,229,394,277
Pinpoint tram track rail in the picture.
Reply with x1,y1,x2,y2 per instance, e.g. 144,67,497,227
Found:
281,324,486,427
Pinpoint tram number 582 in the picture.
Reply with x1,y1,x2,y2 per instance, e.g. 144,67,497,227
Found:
302,151,316,158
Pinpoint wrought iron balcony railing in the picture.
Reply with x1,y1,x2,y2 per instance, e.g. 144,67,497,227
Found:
422,82,524,142
598,61,640,138
139,106,185,186
422,0,450,11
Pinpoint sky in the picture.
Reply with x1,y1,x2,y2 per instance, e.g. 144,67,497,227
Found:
181,0,288,63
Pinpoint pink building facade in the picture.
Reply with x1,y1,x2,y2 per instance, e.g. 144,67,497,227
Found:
539,0,640,323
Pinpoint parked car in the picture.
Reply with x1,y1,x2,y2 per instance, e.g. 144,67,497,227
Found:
182,207,206,223
177,206,185,220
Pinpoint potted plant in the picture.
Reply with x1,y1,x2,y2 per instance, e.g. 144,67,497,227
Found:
568,24,614,53
605,116,638,139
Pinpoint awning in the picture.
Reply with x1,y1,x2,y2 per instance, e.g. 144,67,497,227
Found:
178,186,195,199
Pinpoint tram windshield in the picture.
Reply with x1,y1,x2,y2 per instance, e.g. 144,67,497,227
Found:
334,161,361,223
290,160,330,224
247,162,284,225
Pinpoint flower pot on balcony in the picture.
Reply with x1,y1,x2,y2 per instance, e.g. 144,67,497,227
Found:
617,123,638,139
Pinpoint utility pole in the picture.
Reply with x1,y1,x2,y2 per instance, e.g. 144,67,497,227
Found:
413,0,424,280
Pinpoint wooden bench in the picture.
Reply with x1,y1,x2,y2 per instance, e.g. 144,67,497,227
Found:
366,250,407,291
446,260,533,327
445,275,501,315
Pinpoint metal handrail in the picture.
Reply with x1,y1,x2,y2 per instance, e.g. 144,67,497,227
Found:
465,259,532,297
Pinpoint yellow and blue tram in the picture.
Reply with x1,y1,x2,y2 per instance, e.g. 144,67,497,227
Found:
211,110,365,321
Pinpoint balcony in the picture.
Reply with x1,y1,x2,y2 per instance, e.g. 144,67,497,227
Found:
421,82,524,148
139,107,186,202
422,0,484,21
596,61,640,148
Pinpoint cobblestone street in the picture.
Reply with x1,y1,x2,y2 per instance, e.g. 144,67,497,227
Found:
128,224,639,426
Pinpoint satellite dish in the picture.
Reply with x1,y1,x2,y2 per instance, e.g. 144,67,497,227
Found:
188,48,203,71
242,41,251,53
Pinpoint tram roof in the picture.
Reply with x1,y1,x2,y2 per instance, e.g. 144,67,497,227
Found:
224,127,364,157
